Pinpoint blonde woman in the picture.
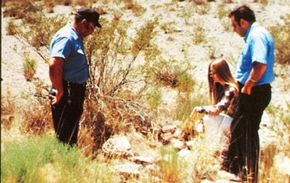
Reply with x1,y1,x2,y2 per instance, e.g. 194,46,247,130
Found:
191,59,240,179
193,59,239,116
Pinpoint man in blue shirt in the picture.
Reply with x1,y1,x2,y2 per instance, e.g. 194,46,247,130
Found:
222,5,274,183
49,7,101,146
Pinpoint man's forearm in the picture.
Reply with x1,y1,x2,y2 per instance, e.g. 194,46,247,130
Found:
247,62,267,83
49,58,64,91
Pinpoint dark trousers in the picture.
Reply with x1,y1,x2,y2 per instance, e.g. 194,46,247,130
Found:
51,81,86,146
225,83,271,182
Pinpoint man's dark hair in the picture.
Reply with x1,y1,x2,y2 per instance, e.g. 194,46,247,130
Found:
73,7,101,28
229,5,256,26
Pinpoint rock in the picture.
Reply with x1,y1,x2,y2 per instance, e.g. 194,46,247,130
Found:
114,162,141,177
178,148,191,159
170,138,185,150
161,124,177,133
274,153,290,176
102,135,131,156
173,128,182,138
129,156,155,164
185,140,195,149
159,132,174,145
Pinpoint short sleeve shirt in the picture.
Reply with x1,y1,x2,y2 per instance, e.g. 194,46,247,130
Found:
50,23,89,83
236,23,275,85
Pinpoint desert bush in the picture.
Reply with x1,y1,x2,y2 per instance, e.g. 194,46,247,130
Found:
20,15,66,49
82,18,159,139
23,55,37,81
1,91,16,130
3,0,40,20
270,15,290,65
143,58,195,93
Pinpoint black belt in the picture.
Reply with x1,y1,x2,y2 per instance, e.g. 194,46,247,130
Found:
238,82,271,91
63,80,86,88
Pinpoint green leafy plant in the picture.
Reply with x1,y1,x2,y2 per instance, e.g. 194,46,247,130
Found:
23,55,37,81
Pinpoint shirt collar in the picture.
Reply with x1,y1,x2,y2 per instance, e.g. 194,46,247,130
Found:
67,23,82,40
244,22,258,42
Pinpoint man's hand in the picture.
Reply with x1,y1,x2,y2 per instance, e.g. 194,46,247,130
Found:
242,62,267,95
242,80,255,95
49,87,63,105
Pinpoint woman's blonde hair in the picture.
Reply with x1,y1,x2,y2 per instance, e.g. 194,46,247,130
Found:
208,59,238,104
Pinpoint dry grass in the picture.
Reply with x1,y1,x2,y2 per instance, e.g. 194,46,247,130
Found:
1,91,16,130
20,102,53,136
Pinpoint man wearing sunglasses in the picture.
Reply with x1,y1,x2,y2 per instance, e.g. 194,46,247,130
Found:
49,7,101,146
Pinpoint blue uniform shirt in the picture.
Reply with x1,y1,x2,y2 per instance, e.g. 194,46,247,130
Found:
50,23,89,84
236,22,275,85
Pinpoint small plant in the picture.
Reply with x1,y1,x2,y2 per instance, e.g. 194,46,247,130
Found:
217,5,228,20
158,146,187,183
255,0,269,6
1,90,16,130
270,15,290,65
195,2,210,15
6,20,18,35
23,55,37,81
146,87,162,109
124,0,145,16
192,24,206,44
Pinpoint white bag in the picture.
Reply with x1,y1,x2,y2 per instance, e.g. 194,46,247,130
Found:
203,113,233,144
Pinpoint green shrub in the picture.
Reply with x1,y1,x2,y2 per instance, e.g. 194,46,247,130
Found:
1,135,119,183
1,136,58,183
23,55,37,81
